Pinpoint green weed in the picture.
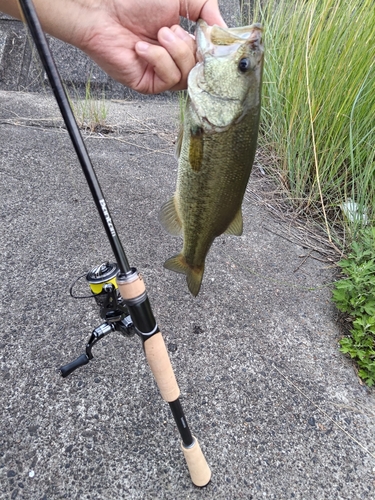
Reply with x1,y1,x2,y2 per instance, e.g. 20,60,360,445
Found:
332,227,375,386
178,90,188,124
239,0,375,384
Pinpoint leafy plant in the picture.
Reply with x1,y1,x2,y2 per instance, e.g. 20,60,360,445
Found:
332,227,375,386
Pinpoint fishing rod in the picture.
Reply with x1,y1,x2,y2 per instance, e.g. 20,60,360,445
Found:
17,0,210,487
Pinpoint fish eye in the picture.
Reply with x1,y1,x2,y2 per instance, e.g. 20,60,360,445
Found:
238,58,251,73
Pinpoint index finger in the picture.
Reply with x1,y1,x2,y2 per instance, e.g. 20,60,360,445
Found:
180,0,227,28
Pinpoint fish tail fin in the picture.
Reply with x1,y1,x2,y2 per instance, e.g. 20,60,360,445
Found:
164,254,204,297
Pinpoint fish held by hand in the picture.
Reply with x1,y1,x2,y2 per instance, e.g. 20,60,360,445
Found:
160,20,264,296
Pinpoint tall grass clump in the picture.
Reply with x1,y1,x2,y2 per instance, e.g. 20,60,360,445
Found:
242,0,375,244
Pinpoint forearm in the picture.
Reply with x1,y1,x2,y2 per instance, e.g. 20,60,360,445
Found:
0,0,94,47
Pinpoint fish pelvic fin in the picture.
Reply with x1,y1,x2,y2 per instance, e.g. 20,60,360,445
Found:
164,254,204,297
159,197,183,236
224,208,243,236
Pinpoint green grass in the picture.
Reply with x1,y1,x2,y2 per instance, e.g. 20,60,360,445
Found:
68,77,109,133
240,0,375,386
242,0,375,245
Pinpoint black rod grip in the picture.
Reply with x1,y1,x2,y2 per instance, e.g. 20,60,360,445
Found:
59,354,90,378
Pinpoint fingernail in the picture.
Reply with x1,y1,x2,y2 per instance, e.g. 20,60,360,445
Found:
173,25,190,41
136,41,149,52
161,29,176,43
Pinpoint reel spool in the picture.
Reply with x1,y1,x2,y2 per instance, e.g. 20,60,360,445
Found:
86,262,119,309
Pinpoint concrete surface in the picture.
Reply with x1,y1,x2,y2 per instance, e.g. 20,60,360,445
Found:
0,90,375,500
0,0,241,96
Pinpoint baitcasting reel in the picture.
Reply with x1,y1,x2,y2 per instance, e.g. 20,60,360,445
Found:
59,262,135,377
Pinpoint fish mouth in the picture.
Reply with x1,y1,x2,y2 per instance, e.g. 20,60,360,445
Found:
196,20,263,60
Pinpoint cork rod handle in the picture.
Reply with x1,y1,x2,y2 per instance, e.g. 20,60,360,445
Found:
143,331,180,402
144,333,211,487
181,437,212,487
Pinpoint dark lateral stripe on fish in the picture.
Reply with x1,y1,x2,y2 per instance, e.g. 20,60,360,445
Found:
189,131,204,172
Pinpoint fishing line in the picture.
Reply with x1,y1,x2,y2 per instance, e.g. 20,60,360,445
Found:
69,273,98,300
17,0,130,274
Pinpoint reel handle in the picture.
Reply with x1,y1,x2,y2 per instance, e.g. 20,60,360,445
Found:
60,354,89,378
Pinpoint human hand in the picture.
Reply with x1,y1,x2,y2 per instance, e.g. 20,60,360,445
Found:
0,0,225,94
77,0,226,94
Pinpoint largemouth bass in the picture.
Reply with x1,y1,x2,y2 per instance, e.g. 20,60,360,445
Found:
160,20,264,296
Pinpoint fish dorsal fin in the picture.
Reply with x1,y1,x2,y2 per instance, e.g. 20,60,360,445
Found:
189,126,204,172
159,196,182,236
224,209,243,236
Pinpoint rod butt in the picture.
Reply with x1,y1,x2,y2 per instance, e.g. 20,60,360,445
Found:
181,437,211,487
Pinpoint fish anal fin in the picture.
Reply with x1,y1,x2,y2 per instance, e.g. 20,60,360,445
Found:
224,209,243,236
186,268,204,297
159,197,182,236
164,254,204,297
189,126,204,172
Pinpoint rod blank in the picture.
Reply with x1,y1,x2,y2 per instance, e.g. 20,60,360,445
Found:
17,0,130,273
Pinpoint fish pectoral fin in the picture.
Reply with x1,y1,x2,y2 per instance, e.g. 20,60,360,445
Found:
189,126,204,172
175,125,183,159
224,208,243,236
159,197,182,236
164,254,204,297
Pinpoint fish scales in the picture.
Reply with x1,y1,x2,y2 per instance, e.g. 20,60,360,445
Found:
160,20,264,296
178,112,257,243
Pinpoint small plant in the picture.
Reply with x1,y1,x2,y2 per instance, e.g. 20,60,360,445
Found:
332,227,375,386
68,76,110,133
178,90,188,124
